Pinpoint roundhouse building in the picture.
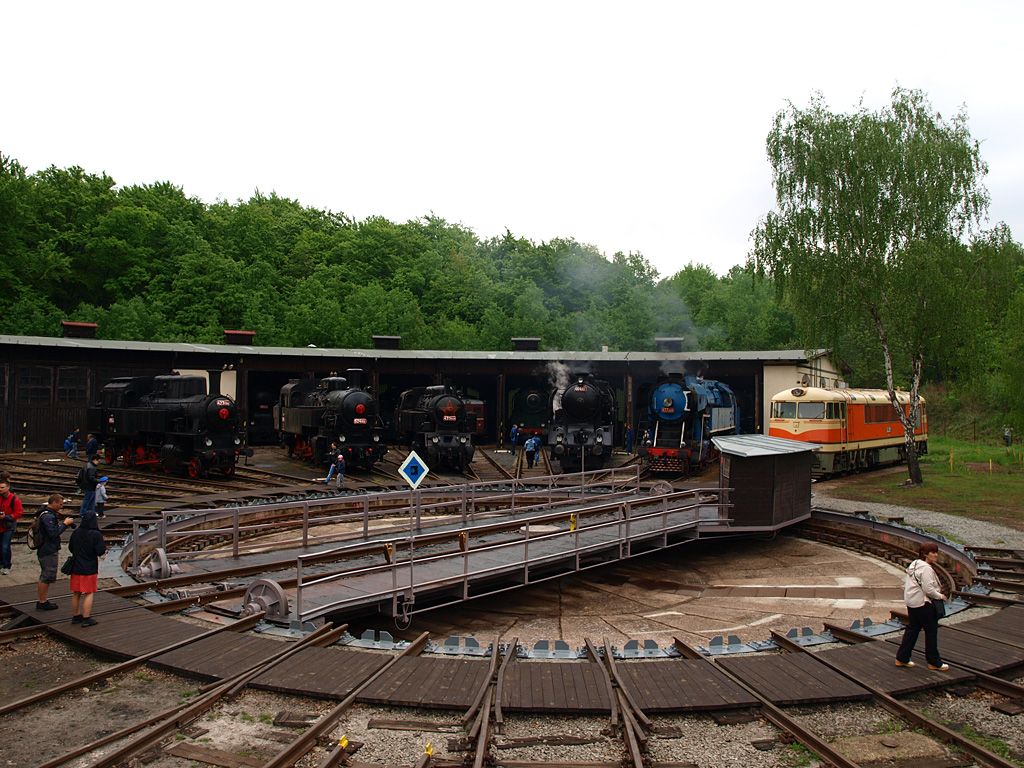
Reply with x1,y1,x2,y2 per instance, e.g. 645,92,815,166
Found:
0,327,841,452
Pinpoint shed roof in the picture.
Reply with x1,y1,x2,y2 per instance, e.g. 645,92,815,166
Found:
0,334,830,365
712,434,821,457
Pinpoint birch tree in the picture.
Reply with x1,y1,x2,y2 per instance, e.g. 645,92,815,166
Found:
750,88,989,484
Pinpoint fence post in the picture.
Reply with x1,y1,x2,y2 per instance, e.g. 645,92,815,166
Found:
232,507,240,558
159,511,167,553
302,501,309,548
363,496,369,539
295,556,303,622
132,520,140,570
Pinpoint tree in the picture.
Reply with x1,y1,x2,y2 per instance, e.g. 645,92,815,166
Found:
750,88,989,484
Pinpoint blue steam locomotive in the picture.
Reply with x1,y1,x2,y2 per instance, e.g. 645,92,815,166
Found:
548,373,616,473
638,374,738,473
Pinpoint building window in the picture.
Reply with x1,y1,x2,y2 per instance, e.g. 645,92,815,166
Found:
17,366,52,404
57,367,88,403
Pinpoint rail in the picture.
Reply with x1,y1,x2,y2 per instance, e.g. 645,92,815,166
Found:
128,465,644,569
294,484,727,623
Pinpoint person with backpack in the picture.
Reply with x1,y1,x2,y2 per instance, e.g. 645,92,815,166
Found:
68,512,105,626
77,454,101,515
0,472,25,576
34,493,75,610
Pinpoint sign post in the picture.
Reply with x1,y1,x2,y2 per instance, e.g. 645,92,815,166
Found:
397,451,430,608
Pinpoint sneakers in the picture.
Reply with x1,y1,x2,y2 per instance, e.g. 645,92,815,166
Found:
71,615,82,624
928,663,950,671
0,567,10,575
80,617,98,627
35,601,59,611
895,660,915,668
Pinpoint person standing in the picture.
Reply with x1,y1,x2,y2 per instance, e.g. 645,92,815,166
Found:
333,452,346,488
895,542,949,671
625,424,634,454
94,476,109,518
0,472,25,576
77,454,101,515
68,512,106,626
324,443,340,484
36,493,75,611
509,424,519,448
64,428,80,459
525,436,538,469
84,433,100,461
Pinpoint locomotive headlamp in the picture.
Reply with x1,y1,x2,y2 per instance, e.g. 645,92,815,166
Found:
556,434,564,444
432,436,440,444
459,436,467,444
204,438,213,447
372,435,380,443
339,435,347,443
234,437,241,445
596,434,603,444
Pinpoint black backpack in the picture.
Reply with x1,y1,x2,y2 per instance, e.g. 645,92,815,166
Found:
26,509,48,550
75,466,87,489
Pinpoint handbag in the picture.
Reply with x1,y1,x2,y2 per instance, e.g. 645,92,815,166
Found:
932,599,946,618
60,556,74,575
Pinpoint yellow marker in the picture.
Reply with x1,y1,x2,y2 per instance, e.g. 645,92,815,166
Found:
339,735,349,749
989,459,993,474
384,543,394,563
458,531,468,551
569,514,577,532
425,742,434,756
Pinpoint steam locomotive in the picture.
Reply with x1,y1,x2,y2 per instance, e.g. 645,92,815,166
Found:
638,374,738,473
508,387,550,445
86,370,249,478
394,384,475,471
548,374,616,473
274,370,387,469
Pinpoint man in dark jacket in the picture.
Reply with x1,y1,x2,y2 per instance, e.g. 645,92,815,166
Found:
36,493,74,610
84,433,99,461
78,454,101,515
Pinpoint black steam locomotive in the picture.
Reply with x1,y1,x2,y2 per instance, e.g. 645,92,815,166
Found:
548,373,616,473
508,387,550,445
394,384,475,471
274,370,387,469
86,371,249,478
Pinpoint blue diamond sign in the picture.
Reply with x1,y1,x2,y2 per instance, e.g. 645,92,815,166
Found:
398,450,430,490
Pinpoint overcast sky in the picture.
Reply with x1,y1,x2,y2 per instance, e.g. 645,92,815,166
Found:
5,1,1022,278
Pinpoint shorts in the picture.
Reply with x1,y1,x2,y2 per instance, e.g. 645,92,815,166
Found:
70,573,99,594
38,553,58,584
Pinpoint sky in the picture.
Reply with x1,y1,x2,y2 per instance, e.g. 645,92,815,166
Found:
4,1,1023,279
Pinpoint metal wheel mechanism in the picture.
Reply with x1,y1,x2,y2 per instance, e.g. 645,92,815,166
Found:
138,547,178,580
187,457,203,479
220,463,236,477
102,446,115,465
239,578,290,621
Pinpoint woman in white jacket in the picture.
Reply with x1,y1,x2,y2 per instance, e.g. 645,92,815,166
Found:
895,542,949,671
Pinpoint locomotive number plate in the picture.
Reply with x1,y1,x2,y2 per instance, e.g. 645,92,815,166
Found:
442,415,457,421
661,407,675,413
215,399,231,406
353,417,367,425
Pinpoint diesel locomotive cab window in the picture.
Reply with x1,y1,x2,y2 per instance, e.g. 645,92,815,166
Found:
57,367,88,403
826,402,845,419
797,402,826,419
772,402,797,419
17,366,52,404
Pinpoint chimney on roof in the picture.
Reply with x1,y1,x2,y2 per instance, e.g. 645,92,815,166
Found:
61,320,97,339
372,335,401,350
655,337,685,353
223,329,256,345
511,337,541,351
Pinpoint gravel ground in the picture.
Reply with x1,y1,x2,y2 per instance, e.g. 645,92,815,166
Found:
495,714,618,763
646,713,800,767
812,492,1024,549
902,687,1024,763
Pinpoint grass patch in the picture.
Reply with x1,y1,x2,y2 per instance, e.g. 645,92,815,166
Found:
956,724,1016,763
782,743,816,767
818,436,1024,531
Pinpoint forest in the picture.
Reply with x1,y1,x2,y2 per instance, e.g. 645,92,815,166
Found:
0,147,1022,431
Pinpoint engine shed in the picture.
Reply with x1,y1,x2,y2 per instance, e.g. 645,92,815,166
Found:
0,330,841,452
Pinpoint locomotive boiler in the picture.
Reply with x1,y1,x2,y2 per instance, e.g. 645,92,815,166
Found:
86,370,248,478
548,373,616,473
394,384,475,471
274,369,387,469
638,374,738,473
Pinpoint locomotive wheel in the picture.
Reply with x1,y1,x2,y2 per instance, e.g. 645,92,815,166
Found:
102,446,115,465
187,457,203,479
221,463,236,477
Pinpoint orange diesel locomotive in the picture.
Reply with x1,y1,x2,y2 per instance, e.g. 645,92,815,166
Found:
768,387,927,477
